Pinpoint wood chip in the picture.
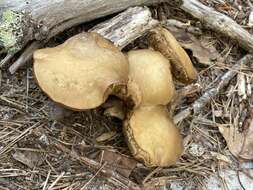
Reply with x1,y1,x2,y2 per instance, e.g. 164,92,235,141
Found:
218,116,253,160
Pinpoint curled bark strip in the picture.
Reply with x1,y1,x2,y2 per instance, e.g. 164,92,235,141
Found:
169,83,201,117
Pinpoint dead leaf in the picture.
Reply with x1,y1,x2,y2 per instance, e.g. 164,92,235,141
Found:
98,150,137,177
165,24,221,66
96,131,117,142
13,150,43,168
218,119,253,160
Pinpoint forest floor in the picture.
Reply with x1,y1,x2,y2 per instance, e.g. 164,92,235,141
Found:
0,0,253,190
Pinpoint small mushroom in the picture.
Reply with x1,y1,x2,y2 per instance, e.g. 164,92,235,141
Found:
148,27,198,84
123,105,183,167
127,49,175,107
33,32,128,110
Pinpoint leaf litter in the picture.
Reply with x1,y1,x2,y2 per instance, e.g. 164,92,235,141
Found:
0,1,253,190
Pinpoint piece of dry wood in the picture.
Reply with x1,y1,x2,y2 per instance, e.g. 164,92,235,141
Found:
237,73,247,101
55,143,141,190
173,54,253,124
181,0,253,53
90,7,158,49
8,6,158,74
0,0,164,53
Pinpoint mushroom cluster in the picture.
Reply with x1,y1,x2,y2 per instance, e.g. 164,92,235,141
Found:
33,27,197,167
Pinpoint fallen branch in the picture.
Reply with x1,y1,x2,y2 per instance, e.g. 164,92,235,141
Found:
181,0,253,53
173,54,253,124
0,0,164,53
55,143,142,190
8,6,158,74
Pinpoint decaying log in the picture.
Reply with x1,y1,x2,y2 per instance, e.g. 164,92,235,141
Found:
42,7,158,121
173,54,253,124
181,0,253,53
8,6,158,74
0,0,164,54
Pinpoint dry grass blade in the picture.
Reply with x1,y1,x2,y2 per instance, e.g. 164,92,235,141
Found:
0,122,41,157
80,163,106,189
42,170,51,190
48,172,65,190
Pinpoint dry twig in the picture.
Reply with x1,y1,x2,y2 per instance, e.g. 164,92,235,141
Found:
173,54,253,124
181,0,253,52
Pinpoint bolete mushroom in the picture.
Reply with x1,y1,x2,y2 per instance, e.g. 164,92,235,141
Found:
127,49,175,107
33,32,128,110
148,27,198,84
123,105,183,167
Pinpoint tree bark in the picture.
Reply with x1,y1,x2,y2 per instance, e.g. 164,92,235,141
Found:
181,0,253,53
0,0,165,53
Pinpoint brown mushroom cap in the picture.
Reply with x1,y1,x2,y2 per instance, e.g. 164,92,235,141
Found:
127,49,175,107
148,27,198,84
33,32,128,110
123,105,183,167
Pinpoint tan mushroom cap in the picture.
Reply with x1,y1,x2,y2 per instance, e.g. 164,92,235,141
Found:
124,105,183,167
148,27,198,84
33,32,128,110
127,49,175,107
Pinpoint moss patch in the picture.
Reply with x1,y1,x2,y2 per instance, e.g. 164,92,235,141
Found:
0,9,24,53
